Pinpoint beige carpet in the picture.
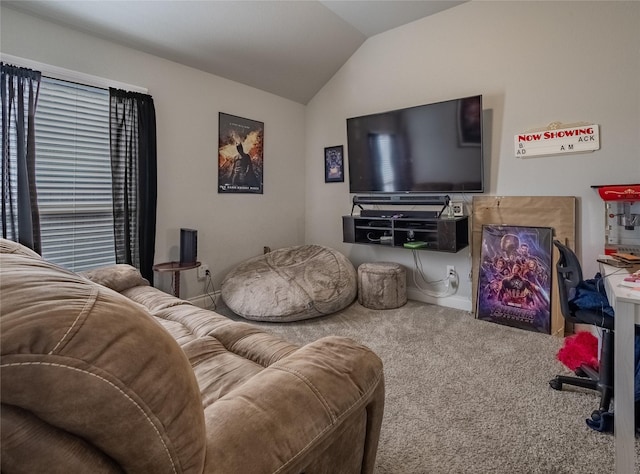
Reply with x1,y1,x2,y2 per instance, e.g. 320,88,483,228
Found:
216,299,639,473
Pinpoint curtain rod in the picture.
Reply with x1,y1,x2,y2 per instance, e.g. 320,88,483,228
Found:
0,53,148,94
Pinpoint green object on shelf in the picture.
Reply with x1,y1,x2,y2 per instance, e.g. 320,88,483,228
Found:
403,241,427,249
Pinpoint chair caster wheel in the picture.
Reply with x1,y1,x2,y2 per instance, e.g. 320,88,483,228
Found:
549,378,562,391
586,410,614,433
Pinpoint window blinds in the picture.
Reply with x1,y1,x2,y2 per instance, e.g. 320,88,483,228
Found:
35,77,116,271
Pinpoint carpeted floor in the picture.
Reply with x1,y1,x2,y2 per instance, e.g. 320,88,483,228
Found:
215,299,639,473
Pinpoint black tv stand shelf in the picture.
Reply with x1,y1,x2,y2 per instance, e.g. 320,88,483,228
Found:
342,212,468,253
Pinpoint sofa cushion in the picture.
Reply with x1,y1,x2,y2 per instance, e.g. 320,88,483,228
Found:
0,252,206,474
221,244,357,322
80,263,150,292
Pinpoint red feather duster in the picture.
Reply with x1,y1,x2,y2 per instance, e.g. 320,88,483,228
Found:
556,331,599,371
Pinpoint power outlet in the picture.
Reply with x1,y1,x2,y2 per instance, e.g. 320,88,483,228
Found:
446,265,456,277
197,264,209,280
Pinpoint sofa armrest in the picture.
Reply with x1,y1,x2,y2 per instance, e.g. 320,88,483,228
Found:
1,254,206,474
202,336,384,474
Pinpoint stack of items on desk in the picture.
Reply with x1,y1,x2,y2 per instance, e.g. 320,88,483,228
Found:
599,253,640,269
620,269,640,290
613,253,640,290
611,252,640,265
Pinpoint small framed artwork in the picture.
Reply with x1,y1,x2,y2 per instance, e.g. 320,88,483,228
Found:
324,145,344,183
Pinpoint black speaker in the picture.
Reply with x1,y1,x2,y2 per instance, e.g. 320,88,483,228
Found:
180,228,197,264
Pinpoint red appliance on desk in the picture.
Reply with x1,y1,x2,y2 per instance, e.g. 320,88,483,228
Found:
593,184,640,255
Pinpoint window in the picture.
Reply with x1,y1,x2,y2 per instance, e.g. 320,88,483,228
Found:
35,77,115,271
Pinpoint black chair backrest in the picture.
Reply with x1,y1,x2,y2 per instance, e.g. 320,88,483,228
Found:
553,240,583,324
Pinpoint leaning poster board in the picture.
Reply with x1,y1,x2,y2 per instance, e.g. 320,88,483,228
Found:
477,225,554,334
471,196,577,336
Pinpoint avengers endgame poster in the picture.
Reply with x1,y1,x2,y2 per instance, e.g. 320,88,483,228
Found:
477,225,553,334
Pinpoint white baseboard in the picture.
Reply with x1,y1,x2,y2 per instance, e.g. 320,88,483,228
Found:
190,289,472,313
407,288,473,312
189,291,221,309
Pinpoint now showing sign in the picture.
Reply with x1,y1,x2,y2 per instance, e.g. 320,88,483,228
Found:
514,124,600,157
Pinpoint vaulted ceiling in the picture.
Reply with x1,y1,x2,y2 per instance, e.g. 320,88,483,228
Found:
4,1,465,103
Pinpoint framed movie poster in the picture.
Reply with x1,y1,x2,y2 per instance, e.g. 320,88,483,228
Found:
477,225,553,334
218,113,264,194
324,145,344,183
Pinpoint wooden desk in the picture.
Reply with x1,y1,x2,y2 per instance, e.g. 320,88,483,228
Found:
599,262,640,473
153,261,201,297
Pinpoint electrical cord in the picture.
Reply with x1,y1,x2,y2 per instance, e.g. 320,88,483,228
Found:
413,250,447,284
203,269,217,310
411,250,458,298
367,232,381,242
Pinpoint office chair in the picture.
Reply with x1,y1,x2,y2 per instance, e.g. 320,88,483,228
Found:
549,240,614,429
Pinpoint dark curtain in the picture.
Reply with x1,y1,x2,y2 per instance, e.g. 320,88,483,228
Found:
109,88,157,283
1,63,42,253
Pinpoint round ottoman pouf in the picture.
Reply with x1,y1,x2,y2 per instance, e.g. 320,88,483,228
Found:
357,262,407,310
221,245,357,322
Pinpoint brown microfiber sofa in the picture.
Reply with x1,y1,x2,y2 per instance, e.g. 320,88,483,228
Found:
0,239,384,473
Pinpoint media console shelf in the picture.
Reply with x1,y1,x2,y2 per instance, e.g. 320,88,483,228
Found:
342,212,469,253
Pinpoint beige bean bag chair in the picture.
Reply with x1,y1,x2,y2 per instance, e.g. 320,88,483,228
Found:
221,245,357,321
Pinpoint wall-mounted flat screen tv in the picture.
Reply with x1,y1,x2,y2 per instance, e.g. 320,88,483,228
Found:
346,95,484,194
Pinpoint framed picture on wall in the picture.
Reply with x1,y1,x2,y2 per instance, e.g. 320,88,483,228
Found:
324,145,344,183
218,112,264,194
477,225,553,334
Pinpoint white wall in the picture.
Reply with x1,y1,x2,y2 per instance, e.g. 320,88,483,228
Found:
1,6,307,299
2,2,638,309
305,1,640,311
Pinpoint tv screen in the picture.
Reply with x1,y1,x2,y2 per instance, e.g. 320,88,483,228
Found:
346,95,484,194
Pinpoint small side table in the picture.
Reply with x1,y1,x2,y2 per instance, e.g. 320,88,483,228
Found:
152,261,201,298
